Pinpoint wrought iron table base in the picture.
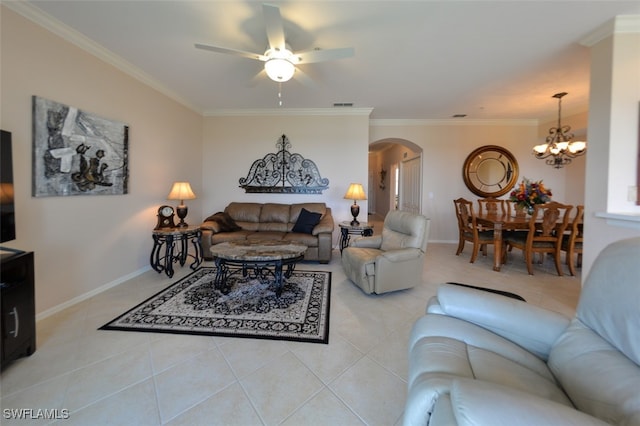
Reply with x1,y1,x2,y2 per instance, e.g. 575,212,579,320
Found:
150,229,202,278
213,255,304,297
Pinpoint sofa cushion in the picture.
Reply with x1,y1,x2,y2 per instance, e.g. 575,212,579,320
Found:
292,208,322,234
246,231,286,241
211,230,251,244
548,320,640,425
284,232,319,247
226,202,262,223
259,203,291,224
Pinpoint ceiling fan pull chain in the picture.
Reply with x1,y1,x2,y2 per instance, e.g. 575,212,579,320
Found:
278,82,283,107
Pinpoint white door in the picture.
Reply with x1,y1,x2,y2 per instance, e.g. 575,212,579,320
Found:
399,155,422,214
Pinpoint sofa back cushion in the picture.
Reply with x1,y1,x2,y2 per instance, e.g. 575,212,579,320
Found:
226,202,262,223
259,203,291,224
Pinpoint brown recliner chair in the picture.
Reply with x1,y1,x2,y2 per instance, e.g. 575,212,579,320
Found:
341,210,430,294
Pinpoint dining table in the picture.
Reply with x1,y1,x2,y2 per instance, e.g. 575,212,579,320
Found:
475,213,536,272
476,211,582,272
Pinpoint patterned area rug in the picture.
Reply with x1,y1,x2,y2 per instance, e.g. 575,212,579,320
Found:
100,267,331,344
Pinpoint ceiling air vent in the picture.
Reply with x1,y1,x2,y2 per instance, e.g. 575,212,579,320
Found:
333,103,354,107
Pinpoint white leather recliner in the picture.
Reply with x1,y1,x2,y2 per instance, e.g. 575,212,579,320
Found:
341,210,430,294
404,237,640,426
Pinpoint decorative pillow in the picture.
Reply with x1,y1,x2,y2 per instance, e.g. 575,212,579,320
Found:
292,208,322,234
203,212,242,232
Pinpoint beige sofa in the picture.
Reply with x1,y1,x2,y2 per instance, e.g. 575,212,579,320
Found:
201,202,334,263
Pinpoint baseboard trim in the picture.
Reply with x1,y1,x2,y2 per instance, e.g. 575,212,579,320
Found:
36,265,152,322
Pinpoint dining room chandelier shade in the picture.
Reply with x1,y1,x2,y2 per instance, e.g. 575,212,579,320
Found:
532,92,587,169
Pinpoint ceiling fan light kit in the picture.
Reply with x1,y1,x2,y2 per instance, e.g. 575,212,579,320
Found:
264,56,295,82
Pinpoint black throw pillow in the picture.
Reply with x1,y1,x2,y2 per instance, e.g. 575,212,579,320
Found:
292,208,322,234
204,212,242,232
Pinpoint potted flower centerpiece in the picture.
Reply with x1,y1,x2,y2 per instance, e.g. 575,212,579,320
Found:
509,178,552,217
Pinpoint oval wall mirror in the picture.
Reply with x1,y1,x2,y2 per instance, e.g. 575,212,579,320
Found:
462,145,519,197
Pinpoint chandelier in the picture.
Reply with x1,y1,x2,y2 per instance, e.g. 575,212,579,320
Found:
532,92,587,168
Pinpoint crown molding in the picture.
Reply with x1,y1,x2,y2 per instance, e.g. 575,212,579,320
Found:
370,118,538,127
204,108,374,117
4,1,201,114
580,15,640,47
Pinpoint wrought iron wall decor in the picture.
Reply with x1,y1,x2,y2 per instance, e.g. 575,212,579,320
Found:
239,134,329,194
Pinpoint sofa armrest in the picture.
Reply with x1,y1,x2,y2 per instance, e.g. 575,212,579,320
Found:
350,235,382,248
430,283,570,360
200,220,220,233
445,379,610,426
312,208,334,235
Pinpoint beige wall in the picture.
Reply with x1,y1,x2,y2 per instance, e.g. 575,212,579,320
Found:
201,112,371,247
369,121,587,242
1,7,203,316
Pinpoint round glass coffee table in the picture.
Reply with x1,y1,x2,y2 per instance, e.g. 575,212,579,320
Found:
209,240,307,297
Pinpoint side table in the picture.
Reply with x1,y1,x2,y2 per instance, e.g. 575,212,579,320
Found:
150,226,202,278
339,221,374,253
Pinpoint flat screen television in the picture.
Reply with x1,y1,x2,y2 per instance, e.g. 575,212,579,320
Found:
1,130,16,243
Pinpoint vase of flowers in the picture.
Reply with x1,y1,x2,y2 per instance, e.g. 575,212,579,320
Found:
509,178,552,217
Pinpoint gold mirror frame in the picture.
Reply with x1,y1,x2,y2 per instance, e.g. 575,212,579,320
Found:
462,145,519,197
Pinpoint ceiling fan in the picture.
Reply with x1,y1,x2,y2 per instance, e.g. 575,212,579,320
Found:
195,3,355,84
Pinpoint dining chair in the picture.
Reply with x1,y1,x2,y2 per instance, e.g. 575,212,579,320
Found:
561,205,584,276
477,197,510,216
503,202,573,275
454,198,495,263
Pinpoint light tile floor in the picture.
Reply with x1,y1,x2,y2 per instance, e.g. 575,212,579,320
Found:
1,226,582,425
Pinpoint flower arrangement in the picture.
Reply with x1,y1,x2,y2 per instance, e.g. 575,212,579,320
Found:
509,178,552,209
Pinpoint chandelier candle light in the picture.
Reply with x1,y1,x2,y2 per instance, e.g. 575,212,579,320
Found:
167,182,196,227
532,92,587,168
344,183,367,226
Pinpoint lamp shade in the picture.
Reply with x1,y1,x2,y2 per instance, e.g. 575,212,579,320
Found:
167,182,196,201
344,183,367,201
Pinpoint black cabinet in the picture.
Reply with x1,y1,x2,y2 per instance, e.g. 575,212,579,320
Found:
1,251,35,369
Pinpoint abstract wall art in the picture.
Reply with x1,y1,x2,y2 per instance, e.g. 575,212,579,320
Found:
32,96,129,197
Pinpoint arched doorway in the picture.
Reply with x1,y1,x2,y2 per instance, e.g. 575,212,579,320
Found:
369,138,423,218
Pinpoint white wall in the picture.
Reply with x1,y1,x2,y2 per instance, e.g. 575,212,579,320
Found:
583,22,640,278
1,7,203,315
201,111,371,247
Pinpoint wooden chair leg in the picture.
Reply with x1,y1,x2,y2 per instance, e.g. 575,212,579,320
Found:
525,250,534,275
456,237,465,255
554,250,564,276
566,247,576,276
470,243,480,263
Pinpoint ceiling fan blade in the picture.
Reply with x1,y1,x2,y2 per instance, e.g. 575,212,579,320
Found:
293,47,355,64
247,69,267,87
293,68,316,88
263,4,286,51
194,43,267,62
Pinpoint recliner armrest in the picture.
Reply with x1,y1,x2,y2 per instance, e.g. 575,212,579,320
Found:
444,379,610,426
380,248,422,262
350,235,382,248
430,283,570,360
